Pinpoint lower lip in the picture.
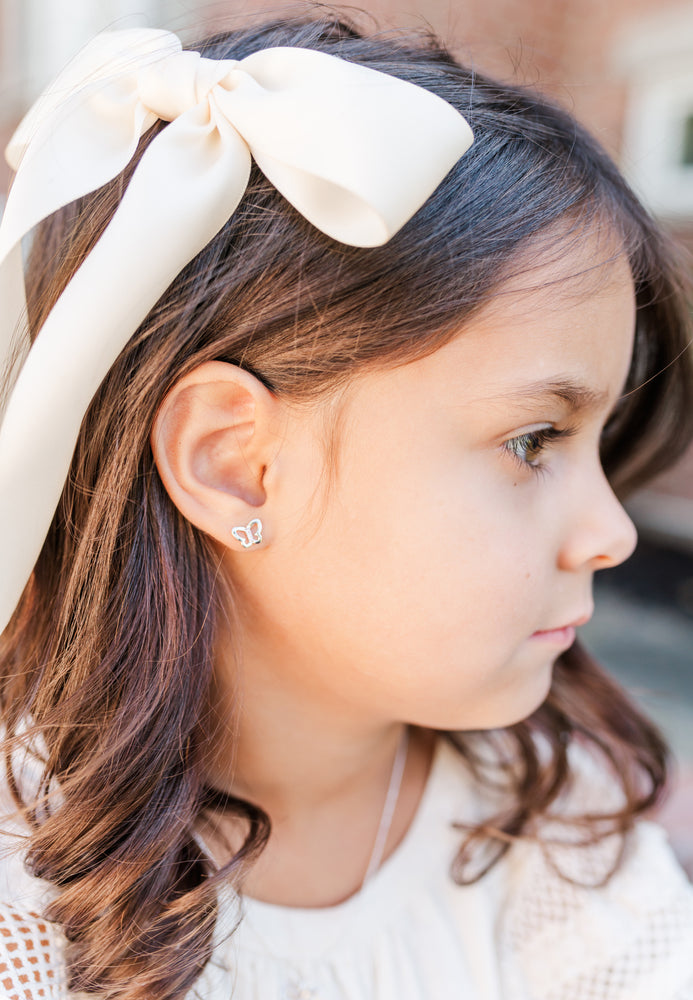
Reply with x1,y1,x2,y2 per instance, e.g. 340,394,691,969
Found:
530,625,576,646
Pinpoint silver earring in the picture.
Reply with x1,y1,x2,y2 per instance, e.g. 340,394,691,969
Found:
232,517,263,548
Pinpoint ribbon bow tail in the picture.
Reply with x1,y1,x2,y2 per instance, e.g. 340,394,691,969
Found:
0,243,30,423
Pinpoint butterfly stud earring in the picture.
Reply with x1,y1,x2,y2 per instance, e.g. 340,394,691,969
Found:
232,518,263,548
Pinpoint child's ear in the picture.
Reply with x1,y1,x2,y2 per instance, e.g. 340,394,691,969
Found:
150,361,281,547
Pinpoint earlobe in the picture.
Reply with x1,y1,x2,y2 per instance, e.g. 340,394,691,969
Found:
150,361,277,546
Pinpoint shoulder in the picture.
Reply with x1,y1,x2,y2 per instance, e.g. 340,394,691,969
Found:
498,741,693,1000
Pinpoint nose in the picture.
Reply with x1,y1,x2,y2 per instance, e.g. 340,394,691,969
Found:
557,465,638,573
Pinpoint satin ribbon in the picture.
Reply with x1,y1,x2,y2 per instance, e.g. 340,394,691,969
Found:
0,28,473,635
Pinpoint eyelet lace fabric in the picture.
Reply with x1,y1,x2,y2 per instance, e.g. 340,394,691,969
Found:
0,737,691,999
498,822,693,1000
0,903,64,1000
495,742,693,1000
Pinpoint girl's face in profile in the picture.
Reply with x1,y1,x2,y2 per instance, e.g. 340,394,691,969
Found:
225,232,637,734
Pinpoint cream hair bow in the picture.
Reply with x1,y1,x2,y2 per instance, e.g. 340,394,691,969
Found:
0,28,473,635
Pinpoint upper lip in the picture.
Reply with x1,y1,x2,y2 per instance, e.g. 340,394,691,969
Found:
536,609,594,633
569,611,593,628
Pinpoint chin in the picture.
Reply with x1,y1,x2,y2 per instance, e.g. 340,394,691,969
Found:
496,665,555,727
449,666,554,732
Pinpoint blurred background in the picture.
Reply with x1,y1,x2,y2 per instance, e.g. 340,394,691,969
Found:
1,0,692,870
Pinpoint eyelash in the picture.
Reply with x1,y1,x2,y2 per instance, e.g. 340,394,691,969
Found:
504,425,577,474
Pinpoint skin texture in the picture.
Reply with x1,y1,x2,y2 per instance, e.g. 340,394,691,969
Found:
151,232,638,906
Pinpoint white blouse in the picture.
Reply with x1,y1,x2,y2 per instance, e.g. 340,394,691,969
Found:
1,735,693,1000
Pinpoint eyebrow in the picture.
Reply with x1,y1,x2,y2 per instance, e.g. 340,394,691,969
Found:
496,377,612,414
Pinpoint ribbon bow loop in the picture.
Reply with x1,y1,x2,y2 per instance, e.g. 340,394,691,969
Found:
0,28,474,636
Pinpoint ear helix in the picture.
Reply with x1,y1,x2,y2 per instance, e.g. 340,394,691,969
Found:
231,518,263,548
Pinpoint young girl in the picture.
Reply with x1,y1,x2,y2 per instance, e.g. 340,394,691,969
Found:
0,10,692,1000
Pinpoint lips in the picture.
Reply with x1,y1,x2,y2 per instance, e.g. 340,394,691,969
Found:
530,609,592,646
530,625,577,646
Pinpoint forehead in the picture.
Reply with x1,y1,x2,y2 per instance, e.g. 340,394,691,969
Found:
341,231,636,425
478,224,634,322
455,236,634,373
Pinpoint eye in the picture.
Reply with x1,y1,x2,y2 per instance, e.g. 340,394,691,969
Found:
504,426,575,473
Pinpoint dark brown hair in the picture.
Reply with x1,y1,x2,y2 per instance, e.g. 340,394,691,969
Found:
1,10,692,1000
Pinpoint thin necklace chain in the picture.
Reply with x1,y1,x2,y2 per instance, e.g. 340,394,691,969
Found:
242,725,411,999
360,725,409,885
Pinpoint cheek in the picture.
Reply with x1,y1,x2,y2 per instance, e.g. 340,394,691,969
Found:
252,444,558,730
313,447,541,662
312,512,553,730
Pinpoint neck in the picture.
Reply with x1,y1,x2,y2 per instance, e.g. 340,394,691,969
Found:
197,596,435,907
200,630,437,906
205,639,410,816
